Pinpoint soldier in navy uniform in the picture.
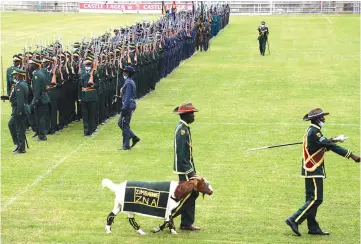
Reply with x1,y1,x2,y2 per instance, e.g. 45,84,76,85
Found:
171,102,201,231
286,108,360,236
257,21,269,56
117,66,140,150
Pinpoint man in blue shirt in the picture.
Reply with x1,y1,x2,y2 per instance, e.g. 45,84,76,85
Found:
117,66,140,150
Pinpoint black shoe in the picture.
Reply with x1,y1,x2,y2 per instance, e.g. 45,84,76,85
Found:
308,229,329,235
16,149,26,154
131,137,140,148
285,218,301,236
13,145,20,152
37,137,47,141
32,133,38,138
118,146,131,150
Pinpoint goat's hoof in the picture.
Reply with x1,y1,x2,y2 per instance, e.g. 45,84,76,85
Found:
170,229,178,235
137,229,146,235
105,225,112,234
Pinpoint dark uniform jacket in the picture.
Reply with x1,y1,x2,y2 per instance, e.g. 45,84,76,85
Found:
173,120,196,175
31,69,50,106
121,77,136,110
7,66,16,96
10,80,29,116
79,68,99,102
257,25,269,40
301,124,352,178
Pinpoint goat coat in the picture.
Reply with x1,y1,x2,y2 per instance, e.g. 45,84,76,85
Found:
102,179,180,220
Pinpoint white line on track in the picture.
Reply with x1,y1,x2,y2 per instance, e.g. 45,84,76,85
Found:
1,117,116,212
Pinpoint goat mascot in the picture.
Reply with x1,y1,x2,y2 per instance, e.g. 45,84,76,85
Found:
102,176,213,235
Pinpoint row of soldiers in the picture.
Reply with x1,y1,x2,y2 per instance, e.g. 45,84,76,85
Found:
4,4,230,153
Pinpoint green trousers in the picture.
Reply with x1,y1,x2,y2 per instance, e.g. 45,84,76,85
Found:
291,178,323,231
8,114,27,150
81,101,97,135
35,104,50,139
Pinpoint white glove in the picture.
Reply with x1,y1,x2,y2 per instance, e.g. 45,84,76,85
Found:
331,134,349,143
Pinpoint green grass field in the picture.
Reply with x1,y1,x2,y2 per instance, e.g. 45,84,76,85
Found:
1,12,360,244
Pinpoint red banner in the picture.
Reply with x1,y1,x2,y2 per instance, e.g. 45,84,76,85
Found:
79,3,136,11
79,3,192,13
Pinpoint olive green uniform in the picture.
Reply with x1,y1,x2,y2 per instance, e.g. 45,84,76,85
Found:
31,69,51,140
172,120,199,227
290,123,352,231
8,79,29,151
79,68,99,135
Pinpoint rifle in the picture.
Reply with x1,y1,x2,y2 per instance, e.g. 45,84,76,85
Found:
267,39,271,55
1,56,5,101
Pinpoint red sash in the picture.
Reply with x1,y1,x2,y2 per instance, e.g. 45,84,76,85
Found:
303,135,326,172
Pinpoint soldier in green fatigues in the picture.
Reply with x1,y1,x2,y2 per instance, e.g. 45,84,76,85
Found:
7,55,22,96
29,58,50,141
171,102,201,231
8,68,29,153
41,56,58,134
286,108,360,236
79,57,99,136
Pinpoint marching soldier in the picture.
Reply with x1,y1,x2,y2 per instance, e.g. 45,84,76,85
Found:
29,57,50,141
8,68,30,153
171,102,201,231
257,21,269,56
286,108,360,236
79,57,99,136
117,65,140,150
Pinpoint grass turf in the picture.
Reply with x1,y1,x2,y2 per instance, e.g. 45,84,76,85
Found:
1,12,360,244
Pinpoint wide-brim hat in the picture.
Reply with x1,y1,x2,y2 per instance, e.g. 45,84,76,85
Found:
12,67,27,76
29,57,42,65
13,55,22,62
303,108,329,121
84,57,93,65
173,102,199,114
42,56,55,63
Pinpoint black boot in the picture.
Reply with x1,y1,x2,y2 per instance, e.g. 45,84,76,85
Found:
131,137,141,148
13,145,20,152
16,143,26,154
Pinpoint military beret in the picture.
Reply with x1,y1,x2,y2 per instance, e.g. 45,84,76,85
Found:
73,52,80,57
261,21,265,24
25,51,33,56
29,57,42,65
73,42,81,48
11,67,27,76
129,42,136,49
